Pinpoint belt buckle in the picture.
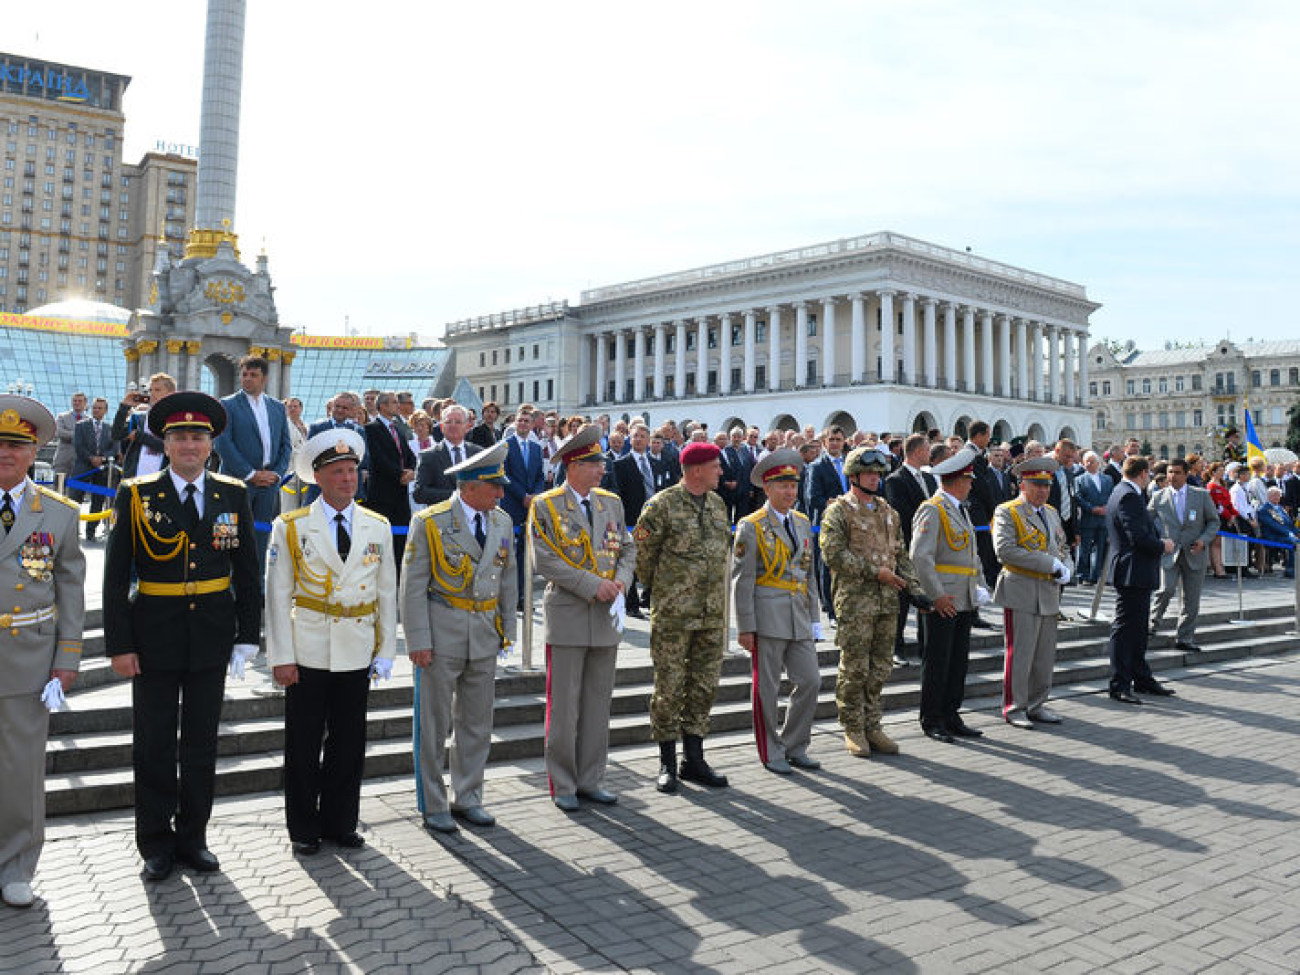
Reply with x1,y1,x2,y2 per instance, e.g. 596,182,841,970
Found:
184,581,198,595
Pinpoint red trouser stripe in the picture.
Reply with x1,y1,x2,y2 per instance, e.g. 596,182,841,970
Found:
1001,608,1015,716
544,643,554,796
750,642,769,764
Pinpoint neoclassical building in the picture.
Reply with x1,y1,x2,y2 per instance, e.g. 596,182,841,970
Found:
1087,338,1300,458
444,232,1099,443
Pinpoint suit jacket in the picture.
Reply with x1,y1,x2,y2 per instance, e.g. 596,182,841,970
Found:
1074,470,1115,531
909,493,981,610
53,410,82,473
1047,465,1078,543
883,465,936,547
103,471,262,670
466,422,498,450
531,486,636,647
731,506,819,640
807,453,847,525
363,417,417,525
1258,501,1300,545
1281,473,1300,514
992,498,1069,616
111,403,166,478
216,390,292,480
306,418,364,439
986,465,1016,505
501,434,544,525
724,445,755,509
401,497,517,659
1148,485,1220,572
73,416,117,472
965,448,996,531
413,440,481,506
0,481,84,695
1106,480,1164,590
610,451,660,526
264,502,397,671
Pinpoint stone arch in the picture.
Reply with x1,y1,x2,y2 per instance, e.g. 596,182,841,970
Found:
912,410,938,435
825,410,857,436
771,413,800,432
1059,425,1077,443
1026,421,1047,443
203,353,237,397
720,415,747,437
951,415,973,441
992,418,1014,443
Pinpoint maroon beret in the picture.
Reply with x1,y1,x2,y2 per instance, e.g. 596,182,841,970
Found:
680,442,721,466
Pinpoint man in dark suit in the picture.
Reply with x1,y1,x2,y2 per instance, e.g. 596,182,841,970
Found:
413,404,481,506
306,391,367,503
112,374,176,479
795,442,822,516
105,393,262,882
884,433,936,663
807,425,849,619
466,401,500,450
648,431,680,491
964,421,1002,591
363,391,417,567
723,427,756,521
987,442,1015,503
609,423,661,617
1105,456,1176,703
72,396,118,540
215,355,292,568
1047,439,1080,554
503,408,545,602
1074,450,1114,584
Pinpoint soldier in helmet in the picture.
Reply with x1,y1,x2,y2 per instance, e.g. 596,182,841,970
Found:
820,446,930,757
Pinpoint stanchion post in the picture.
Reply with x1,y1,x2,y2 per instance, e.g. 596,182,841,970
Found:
1085,550,1111,621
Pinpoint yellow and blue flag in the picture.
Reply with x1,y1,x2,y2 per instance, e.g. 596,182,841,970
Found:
1243,401,1266,461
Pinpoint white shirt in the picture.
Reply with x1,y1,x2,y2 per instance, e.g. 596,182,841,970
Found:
0,478,31,518
457,496,490,543
243,390,272,467
317,497,354,538
168,469,205,519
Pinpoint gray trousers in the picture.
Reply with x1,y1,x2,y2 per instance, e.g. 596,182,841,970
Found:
1001,608,1057,719
0,694,47,885
546,644,618,796
752,636,821,763
416,654,496,815
1151,555,1204,644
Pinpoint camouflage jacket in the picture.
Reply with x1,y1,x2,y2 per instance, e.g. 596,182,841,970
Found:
634,482,732,628
819,490,922,619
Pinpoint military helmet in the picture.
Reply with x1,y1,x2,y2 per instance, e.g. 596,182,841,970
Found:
843,446,891,476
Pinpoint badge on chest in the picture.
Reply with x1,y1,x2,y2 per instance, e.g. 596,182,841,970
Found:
20,532,54,581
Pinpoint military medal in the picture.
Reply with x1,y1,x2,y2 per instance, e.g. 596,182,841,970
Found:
603,523,623,555
494,541,509,568
363,542,382,565
212,512,240,550
20,532,55,581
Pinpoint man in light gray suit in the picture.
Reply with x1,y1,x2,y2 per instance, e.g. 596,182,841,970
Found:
52,392,87,496
1149,456,1219,652
992,457,1072,729
531,425,636,811
402,440,517,833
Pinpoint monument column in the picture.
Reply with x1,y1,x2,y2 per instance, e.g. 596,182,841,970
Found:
186,341,203,393
850,293,866,384
718,314,733,396
879,291,896,383
767,306,782,391
280,349,293,398
743,311,757,393
165,339,184,384
674,320,687,398
922,297,938,388
267,348,284,397
632,327,646,402
794,302,809,388
821,297,837,387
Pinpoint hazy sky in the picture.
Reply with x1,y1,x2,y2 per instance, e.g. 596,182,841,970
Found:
10,2,1298,346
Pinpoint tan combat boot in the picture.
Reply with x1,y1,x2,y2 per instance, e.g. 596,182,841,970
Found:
865,728,900,755
844,731,871,758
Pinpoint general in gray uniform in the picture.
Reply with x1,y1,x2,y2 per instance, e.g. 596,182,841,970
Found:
402,439,517,833
992,457,1071,730
0,396,85,910
732,449,823,775
531,425,636,811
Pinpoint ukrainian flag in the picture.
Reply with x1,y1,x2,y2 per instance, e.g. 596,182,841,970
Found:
1244,400,1266,461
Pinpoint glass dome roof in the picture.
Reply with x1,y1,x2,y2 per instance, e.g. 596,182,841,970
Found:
25,299,133,325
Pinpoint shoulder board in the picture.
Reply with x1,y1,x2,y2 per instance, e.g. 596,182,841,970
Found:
282,506,312,522
791,510,809,523
536,486,566,503
741,510,767,526
123,472,166,490
427,499,455,517
356,507,391,526
1044,502,1058,513
37,486,79,510
592,488,618,500
209,472,245,487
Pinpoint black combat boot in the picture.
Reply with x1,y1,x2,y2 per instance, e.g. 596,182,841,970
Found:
679,734,729,788
655,740,678,793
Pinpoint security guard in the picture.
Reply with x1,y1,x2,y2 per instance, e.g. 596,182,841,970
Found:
732,449,823,774
992,456,1071,729
104,392,261,882
634,440,733,793
909,446,987,743
402,439,516,833
265,429,397,855
820,446,929,758
0,396,84,910
531,424,636,810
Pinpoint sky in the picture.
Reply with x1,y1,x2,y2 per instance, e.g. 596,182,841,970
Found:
9,1,1299,346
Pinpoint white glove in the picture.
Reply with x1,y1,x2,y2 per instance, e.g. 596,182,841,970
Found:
811,622,824,641
228,644,259,680
40,677,67,712
974,585,992,607
1052,558,1072,585
609,592,627,634
370,657,394,683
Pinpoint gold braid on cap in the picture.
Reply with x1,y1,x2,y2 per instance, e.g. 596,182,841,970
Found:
0,409,37,441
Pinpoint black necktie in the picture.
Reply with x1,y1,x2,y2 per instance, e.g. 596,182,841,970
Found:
335,512,351,559
0,493,13,534
582,498,593,527
451,444,462,466
474,512,487,549
182,483,200,527
783,515,798,551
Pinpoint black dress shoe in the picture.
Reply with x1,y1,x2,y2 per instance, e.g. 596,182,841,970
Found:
293,839,322,856
626,608,646,620
576,788,619,805
1109,689,1143,704
1175,641,1203,653
142,855,174,882
948,722,984,739
329,832,365,849
1135,682,1176,697
176,848,220,873
922,725,955,743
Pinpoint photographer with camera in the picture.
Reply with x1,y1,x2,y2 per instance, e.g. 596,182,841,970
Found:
111,373,176,479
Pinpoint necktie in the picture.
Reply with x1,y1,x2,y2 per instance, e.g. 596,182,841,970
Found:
582,498,594,527
915,469,927,496
182,483,200,526
639,454,654,495
783,515,799,551
451,444,462,466
474,512,487,549
834,456,845,491
335,512,351,559
0,493,12,534
1176,489,1186,522
1037,506,1052,537
389,422,402,452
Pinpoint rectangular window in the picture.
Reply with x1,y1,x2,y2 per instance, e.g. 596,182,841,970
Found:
504,348,510,364
1158,378,1167,393
1142,413,1152,430
1102,380,1112,395
755,365,767,388
546,379,553,400
1271,406,1284,424
756,322,767,343
1089,382,1098,397
1126,379,1136,395
1141,378,1151,395
731,324,742,347
686,331,696,352
1251,370,1261,388
533,344,539,359
1191,374,1202,391
1175,375,1185,392
1175,411,1186,427
1193,409,1202,426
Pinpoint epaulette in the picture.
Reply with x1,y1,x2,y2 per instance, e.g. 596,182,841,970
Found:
122,472,165,490
535,485,566,502
356,506,391,526
37,486,79,510
791,510,810,523
282,506,312,522
593,487,619,500
427,499,455,517
741,509,767,526
209,472,245,487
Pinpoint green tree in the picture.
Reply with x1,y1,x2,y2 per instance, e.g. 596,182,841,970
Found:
1286,400,1300,454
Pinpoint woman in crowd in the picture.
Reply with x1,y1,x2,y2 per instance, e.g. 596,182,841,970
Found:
1227,463,1259,578
1205,461,1233,578
408,409,436,512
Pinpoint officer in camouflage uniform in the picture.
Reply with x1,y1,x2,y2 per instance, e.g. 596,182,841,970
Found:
820,446,930,757
634,441,733,793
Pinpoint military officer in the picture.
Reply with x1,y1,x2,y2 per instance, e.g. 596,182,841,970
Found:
820,446,930,758
992,456,1072,730
402,440,517,833
0,396,84,909
634,440,733,793
530,425,637,810
265,429,397,855
104,392,262,882
732,449,823,774
910,446,988,743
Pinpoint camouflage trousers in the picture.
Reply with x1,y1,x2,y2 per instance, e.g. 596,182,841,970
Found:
649,623,725,740
835,611,896,734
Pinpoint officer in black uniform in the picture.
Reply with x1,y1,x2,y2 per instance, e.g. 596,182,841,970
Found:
104,392,262,882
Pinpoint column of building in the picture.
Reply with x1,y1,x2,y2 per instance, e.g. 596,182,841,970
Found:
794,302,808,388
613,330,627,403
743,311,757,393
850,293,866,384
719,314,732,396
1015,318,1028,399
1031,322,1045,401
594,332,608,404
922,298,938,388
1063,327,1076,406
879,291,896,383
632,328,646,401
696,318,709,395
767,306,782,391
900,293,916,385
821,297,836,387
